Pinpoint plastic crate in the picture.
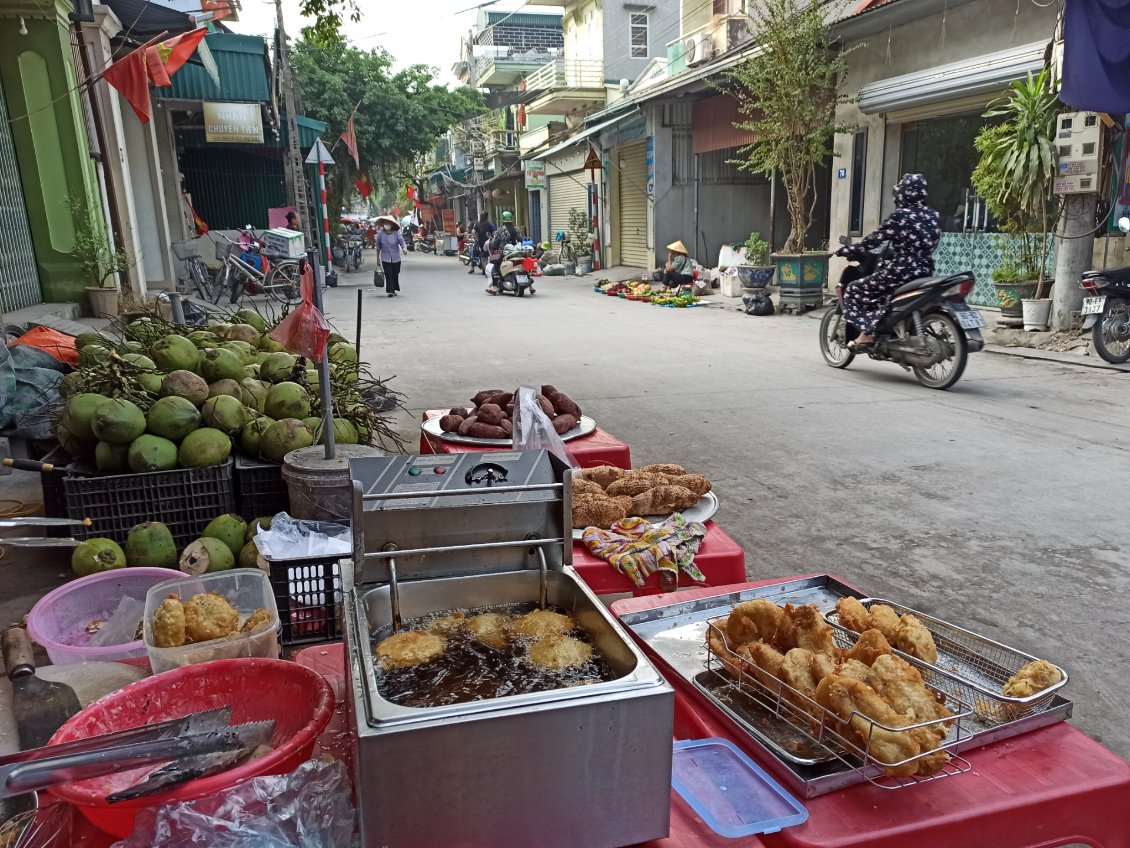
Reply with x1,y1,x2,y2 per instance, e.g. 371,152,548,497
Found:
265,555,342,647
63,458,235,550
234,453,290,520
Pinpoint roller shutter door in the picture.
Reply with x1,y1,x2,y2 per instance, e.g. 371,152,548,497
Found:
548,172,588,240
0,74,42,311
617,143,649,267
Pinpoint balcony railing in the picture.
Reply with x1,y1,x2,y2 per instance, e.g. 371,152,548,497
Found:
524,57,604,91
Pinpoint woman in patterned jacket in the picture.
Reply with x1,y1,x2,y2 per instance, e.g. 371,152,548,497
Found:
841,173,940,349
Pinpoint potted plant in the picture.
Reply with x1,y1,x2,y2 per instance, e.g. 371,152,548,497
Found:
728,0,854,312
738,231,774,289
972,68,1061,331
69,197,135,318
568,208,594,274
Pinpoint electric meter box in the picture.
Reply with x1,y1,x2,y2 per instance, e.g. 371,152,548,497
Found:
263,227,307,258
1053,111,1102,195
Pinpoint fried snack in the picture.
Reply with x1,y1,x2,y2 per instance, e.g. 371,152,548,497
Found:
605,473,670,498
376,630,446,670
241,608,272,634
815,675,922,776
637,463,686,477
571,478,607,497
707,624,745,678
778,648,825,719
152,594,186,648
183,592,239,643
467,613,511,649
737,640,786,679
867,654,953,731
1002,659,1062,698
771,603,836,655
512,609,575,638
629,485,701,516
895,614,938,665
868,604,902,642
836,596,872,634
527,635,593,670
669,474,712,497
725,599,784,647
579,465,626,488
845,628,894,666
837,658,874,682
572,494,630,529
429,612,466,634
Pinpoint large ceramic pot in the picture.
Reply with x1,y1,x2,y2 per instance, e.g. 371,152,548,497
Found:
993,280,1038,324
772,253,831,313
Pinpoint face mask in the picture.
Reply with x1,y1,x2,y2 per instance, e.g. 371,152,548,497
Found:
383,224,392,232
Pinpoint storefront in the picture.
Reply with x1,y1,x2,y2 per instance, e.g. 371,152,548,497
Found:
601,111,650,268
546,146,590,242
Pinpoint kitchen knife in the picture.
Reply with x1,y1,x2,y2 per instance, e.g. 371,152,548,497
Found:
0,628,82,751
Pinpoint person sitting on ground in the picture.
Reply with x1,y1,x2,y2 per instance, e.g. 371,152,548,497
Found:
659,241,695,291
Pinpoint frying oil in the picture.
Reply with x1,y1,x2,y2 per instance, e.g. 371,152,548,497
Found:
371,602,617,708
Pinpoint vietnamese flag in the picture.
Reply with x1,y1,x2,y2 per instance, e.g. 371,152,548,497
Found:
102,46,151,122
144,47,171,87
354,172,372,198
148,29,207,81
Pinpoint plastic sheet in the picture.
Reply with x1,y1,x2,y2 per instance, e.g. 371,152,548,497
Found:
252,512,351,559
110,758,359,848
0,342,63,437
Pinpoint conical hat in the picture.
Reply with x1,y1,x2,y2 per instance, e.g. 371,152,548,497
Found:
667,240,688,254
376,215,400,230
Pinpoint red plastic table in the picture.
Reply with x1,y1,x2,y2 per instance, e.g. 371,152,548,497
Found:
418,409,632,469
614,578,1130,848
571,520,747,596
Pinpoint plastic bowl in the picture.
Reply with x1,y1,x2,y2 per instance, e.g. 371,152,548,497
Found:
26,568,184,665
45,657,334,837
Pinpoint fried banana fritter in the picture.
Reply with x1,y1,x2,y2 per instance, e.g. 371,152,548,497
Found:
512,609,575,638
579,465,626,488
429,612,467,634
771,603,836,655
467,613,512,649
895,614,938,665
836,596,872,634
868,604,902,642
527,635,593,670
376,630,447,670
845,628,894,666
867,654,953,732
240,608,273,634
183,592,239,643
1002,659,1062,698
629,485,701,516
152,594,186,648
816,675,924,776
725,599,784,647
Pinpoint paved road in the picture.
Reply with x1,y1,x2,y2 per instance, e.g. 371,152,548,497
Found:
332,251,1130,757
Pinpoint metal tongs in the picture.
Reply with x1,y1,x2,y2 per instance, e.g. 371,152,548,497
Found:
0,706,275,801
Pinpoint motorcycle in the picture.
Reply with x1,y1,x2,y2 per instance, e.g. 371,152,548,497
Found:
818,235,985,390
1080,215,1130,363
488,244,535,297
417,233,438,254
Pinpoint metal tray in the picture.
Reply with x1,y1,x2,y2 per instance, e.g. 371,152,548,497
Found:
571,491,720,540
826,598,1069,724
422,414,597,447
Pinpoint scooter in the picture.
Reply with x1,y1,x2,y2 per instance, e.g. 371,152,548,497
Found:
1080,215,1130,363
818,235,985,390
488,245,535,297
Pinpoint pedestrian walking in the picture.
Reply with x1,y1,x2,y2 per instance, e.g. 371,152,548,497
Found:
470,211,496,275
375,215,407,297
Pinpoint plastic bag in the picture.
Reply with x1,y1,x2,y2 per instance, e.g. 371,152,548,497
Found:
7,331,76,367
511,385,576,467
267,267,331,362
110,758,359,848
252,512,351,560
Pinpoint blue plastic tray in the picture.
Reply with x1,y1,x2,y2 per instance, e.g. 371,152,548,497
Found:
672,738,808,838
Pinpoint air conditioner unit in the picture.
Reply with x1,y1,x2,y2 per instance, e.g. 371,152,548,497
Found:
1053,111,1102,195
684,33,713,67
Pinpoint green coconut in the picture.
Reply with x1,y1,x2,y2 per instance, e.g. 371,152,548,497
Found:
208,323,235,340
238,539,264,570
258,335,286,353
94,440,130,473
136,372,164,395
63,393,110,442
305,369,320,390
200,347,245,383
331,418,359,444
328,343,358,366
245,515,273,542
71,538,126,577
327,332,347,346
75,331,108,350
178,427,232,468
241,416,275,457
125,521,177,569
234,309,269,333
146,396,201,441
201,395,248,436
302,416,322,435
179,537,235,575
91,398,146,445
259,352,297,384
121,353,156,370
149,335,200,373
187,330,218,349
160,370,209,407
239,378,268,411
260,418,314,463
226,324,261,346
78,344,110,368
207,378,241,399
264,382,310,420
56,422,93,457
221,342,254,366
127,434,178,472
121,340,145,353
202,513,247,556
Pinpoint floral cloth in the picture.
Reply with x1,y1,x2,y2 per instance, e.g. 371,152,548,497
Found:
842,173,941,336
581,513,707,589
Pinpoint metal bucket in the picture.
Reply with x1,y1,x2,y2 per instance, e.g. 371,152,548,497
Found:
282,445,384,521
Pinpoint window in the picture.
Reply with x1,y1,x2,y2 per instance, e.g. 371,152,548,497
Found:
630,13,649,59
849,131,866,235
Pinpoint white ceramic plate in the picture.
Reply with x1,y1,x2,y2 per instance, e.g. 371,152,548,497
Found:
422,414,597,447
572,491,719,540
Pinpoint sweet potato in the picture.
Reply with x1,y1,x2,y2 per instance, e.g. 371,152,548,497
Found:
472,389,503,406
439,414,464,433
499,418,513,435
457,414,479,436
537,394,555,418
449,407,469,418
540,385,558,398
505,402,516,418
468,422,507,439
477,403,505,426
549,392,582,418
552,413,578,435
486,391,513,409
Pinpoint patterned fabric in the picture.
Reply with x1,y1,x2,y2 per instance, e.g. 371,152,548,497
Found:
842,173,942,335
581,513,707,589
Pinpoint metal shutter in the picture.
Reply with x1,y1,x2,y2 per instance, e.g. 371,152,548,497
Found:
0,74,42,312
617,143,649,267
548,172,588,241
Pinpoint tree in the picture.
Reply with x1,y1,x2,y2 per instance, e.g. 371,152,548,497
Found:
728,0,853,254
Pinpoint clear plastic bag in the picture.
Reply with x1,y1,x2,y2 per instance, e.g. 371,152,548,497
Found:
252,512,351,559
511,385,576,467
110,758,359,848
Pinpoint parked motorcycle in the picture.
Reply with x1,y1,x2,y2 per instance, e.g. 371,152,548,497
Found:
488,245,535,297
417,233,438,254
818,235,985,390
1080,215,1130,363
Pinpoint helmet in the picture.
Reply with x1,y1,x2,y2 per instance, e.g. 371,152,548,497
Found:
501,211,513,222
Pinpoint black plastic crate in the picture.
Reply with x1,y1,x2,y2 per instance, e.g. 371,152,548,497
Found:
234,453,289,521
266,555,341,646
64,458,235,550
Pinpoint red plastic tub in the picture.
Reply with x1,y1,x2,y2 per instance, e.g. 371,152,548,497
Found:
45,657,334,838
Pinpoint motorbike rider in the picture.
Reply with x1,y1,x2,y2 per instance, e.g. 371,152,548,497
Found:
486,211,521,295
469,211,496,275
840,173,940,350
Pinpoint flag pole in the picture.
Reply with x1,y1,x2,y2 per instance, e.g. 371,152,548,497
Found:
320,159,331,281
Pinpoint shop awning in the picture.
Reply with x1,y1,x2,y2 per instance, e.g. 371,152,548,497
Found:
537,110,637,161
857,41,1048,115
104,0,196,39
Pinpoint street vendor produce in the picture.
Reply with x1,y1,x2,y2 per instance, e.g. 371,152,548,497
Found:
440,385,582,438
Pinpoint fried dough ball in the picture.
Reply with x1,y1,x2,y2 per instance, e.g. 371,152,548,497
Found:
1003,659,1062,698
726,599,784,646
152,594,186,648
837,658,874,682
572,494,630,529
638,463,686,477
579,466,626,488
527,635,593,670
429,612,467,634
606,473,670,498
868,604,902,642
669,474,712,497
467,613,511,649
629,485,701,516
571,478,607,497
183,592,239,643
512,609,575,638
836,596,872,634
845,628,894,667
241,608,273,634
895,614,938,665
376,630,447,670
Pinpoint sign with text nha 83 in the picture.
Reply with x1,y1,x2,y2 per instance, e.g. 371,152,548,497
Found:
203,102,264,144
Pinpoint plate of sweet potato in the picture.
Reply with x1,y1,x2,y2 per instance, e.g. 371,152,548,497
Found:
423,385,596,446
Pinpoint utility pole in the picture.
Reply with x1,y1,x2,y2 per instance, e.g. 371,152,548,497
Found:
1050,193,1098,332
275,0,314,247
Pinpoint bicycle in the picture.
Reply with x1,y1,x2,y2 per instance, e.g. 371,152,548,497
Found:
171,239,220,304
214,230,303,306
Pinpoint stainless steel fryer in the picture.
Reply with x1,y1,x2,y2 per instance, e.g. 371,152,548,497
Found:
342,450,674,848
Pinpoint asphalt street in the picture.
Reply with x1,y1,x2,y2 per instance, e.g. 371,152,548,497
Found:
331,250,1130,758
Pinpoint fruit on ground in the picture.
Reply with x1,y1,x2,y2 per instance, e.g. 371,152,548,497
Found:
259,352,297,384
259,335,286,353
200,347,244,383
91,399,146,445
149,335,199,373
72,538,126,577
78,345,109,367
264,382,310,420
207,378,241,399
62,393,110,441
160,370,209,407
260,418,314,463
179,537,235,574
127,434,178,472
240,416,275,457
202,513,247,556
94,441,130,473
178,427,232,467
125,521,177,569
201,395,248,436
186,330,218,348
332,418,359,444
146,396,201,441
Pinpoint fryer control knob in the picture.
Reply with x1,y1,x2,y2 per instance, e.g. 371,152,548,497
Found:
433,466,447,475
465,462,509,486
